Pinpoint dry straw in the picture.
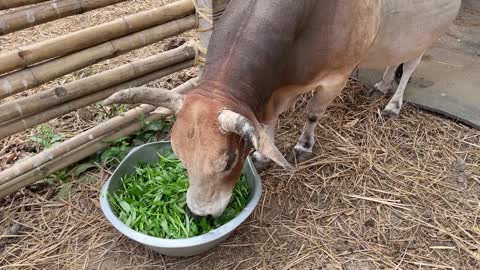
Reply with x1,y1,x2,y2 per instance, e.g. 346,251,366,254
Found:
1,79,479,269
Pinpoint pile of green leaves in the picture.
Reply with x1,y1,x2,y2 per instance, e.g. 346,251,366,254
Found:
108,152,250,239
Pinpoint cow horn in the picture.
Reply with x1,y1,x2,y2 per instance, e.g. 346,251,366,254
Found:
103,87,184,113
218,110,292,170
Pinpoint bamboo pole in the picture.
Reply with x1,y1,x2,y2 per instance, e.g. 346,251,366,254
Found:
0,109,164,198
0,0,128,35
0,78,198,197
0,44,196,124
0,15,196,99
0,60,194,140
0,0,193,75
0,104,157,186
0,0,49,11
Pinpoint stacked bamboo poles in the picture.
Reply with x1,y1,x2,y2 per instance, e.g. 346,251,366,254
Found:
0,0,208,197
0,60,194,139
0,15,196,99
0,44,196,133
0,0,128,35
0,0,194,75
0,0,49,10
0,78,199,198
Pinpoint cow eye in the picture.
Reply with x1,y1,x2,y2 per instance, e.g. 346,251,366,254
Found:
223,152,237,171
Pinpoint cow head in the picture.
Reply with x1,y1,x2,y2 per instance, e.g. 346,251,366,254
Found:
104,87,290,217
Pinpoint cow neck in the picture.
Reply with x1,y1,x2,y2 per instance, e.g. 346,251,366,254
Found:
190,79,264,117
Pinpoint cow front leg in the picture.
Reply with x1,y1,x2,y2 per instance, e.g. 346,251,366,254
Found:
382,54,423,118
373,65,399,95
287,76,348,164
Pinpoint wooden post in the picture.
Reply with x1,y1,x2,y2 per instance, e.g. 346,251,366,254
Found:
193,0,229,76
0,0,128,35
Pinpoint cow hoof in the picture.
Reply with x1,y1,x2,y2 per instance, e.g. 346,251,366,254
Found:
286,147,314,165
382,108,399,119
373,81,392,95
251,152,272,171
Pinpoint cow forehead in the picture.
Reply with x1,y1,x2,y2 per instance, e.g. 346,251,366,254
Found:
171,93,250,163
173,98,225,153
180,95,222,117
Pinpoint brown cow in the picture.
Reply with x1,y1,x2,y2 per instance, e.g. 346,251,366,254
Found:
104,0,461,217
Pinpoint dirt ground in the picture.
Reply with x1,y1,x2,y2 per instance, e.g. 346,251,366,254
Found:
1,1,480,270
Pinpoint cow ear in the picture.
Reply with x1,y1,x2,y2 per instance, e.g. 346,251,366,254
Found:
255,126,293,170
218,110,292,170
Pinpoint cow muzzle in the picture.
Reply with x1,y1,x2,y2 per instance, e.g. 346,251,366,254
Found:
186,187,232,218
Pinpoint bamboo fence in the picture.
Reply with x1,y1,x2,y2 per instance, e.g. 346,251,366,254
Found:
0,78,198,197
0,0,49,11
0,15,196,99
0,44,196,124
0,0,128,35
0,0,228,198
0,0,194,75
0,60,194,139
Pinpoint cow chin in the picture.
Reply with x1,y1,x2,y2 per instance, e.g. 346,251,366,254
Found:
186,186,232,218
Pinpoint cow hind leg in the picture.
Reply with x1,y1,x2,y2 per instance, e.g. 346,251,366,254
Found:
287,75,348,164
382,54,423,118
373,65,399,95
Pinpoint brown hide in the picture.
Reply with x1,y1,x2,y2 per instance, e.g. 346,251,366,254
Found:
107,0,460,216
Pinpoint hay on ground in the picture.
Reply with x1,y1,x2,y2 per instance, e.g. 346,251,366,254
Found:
1,79,479,270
